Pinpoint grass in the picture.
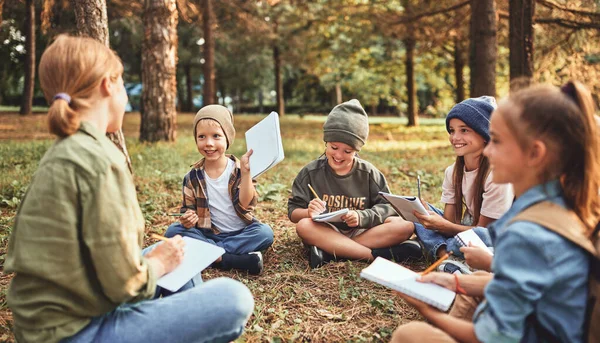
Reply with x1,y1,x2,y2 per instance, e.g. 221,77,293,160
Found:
0,112,454,342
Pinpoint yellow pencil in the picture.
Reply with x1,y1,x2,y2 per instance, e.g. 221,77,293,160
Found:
150,233,169,242
307,183,322,201
421,251,453,276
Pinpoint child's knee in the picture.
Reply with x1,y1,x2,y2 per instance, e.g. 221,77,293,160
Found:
391,322,431,343
257,223,274,244
164,222,186,238
295,218,314,238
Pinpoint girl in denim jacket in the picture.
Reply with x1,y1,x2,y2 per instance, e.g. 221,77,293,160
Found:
391,81,600,343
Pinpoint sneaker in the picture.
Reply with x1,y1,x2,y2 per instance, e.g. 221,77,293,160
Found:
218,252,264,275
371,240,423,263
437,259,472,275
248,251,264,275
309,245,334,269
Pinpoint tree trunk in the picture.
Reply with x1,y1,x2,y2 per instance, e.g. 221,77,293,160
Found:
509,0,534,91
258,91,264,114
405,37,418,127
140,0,178,142
72,0,109,45
335,82,342,104
454,37,465,103
273,44,285,116
469,0,497,97
20,0,35,116
185,63,193,112
72,0,132,173
202,0,216,105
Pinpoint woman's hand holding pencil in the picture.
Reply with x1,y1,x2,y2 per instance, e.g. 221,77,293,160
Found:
145,233,186,277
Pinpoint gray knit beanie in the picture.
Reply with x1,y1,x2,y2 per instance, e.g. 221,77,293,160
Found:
323,99,369,150
445,96,497,142
193,105,235,148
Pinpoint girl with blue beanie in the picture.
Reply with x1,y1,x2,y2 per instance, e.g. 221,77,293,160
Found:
389,96,513,273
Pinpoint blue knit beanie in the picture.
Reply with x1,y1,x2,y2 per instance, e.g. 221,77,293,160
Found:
445,96,497,142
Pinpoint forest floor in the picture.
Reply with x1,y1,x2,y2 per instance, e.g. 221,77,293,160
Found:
0,112,453,342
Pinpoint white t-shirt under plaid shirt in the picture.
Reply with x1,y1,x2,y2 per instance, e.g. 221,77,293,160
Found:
204,158,247,233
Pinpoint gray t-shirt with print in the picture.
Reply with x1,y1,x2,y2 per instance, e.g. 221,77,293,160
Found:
288,157,396,230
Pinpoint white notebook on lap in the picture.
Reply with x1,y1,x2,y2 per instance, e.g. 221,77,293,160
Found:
245,112,285,179
312,208,349,223
157,237,225,292
360,257,456,312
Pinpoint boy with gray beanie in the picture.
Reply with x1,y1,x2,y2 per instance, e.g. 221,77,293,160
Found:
288,99,423,269
165,105,274,275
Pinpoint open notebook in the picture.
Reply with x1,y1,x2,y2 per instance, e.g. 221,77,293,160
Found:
312,208,349,223
157,237,225,292
456,229,494,255
379,192,429,223
245,111,285,179
360,257,456,311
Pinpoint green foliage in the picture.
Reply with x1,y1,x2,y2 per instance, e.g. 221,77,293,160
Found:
256,183,288,202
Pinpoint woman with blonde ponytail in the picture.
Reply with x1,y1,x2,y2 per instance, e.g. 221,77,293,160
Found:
5,35,254,343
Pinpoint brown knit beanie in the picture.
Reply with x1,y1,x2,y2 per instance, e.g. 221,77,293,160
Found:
323,99,369,150
193,105,236,148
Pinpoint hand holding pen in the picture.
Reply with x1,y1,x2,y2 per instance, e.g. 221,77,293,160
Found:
307,183,327,217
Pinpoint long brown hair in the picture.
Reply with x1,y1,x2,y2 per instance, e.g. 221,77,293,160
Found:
504,81,600,233
453,155,490,225
39,35,123,137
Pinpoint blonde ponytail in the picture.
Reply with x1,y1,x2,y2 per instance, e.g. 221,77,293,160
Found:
47,97,80,138
39,35,123,137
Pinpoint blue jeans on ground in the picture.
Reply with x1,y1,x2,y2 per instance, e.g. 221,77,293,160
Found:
165,220,274,254
414,204,492,259
61,243,255,343
61,277,253,343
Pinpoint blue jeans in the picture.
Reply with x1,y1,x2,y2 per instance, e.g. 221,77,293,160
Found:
61,277,254,343
165,221,274,254
414,205,492,259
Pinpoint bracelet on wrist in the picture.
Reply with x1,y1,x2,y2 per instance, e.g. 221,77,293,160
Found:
454,274,468,295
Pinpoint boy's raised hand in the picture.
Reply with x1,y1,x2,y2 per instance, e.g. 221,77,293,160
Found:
240,149,253,174
180,209,199,229
307,198,326,218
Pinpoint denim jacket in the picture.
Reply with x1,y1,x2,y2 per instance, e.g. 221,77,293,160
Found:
473,180,589,343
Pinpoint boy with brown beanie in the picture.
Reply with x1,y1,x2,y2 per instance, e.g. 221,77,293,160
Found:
288,99,423,269
165,105,274,275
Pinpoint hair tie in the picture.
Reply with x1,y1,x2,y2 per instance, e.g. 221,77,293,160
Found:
52,93,71,105
560,82,579,107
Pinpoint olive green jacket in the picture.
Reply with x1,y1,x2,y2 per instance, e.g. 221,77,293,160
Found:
5,122,156,343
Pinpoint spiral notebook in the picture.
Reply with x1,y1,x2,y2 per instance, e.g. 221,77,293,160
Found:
379,192,429,223
312,208,349,223
456,229,494,255
360,257,456,311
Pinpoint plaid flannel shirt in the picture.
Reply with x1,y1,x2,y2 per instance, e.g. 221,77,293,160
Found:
180,155,257,233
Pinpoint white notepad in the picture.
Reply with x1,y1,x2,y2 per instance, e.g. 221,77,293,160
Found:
360,257,456,311
379,192,429,223
312,208,349,223
245,111,285,179
156,237,225,292
456,229,493,255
